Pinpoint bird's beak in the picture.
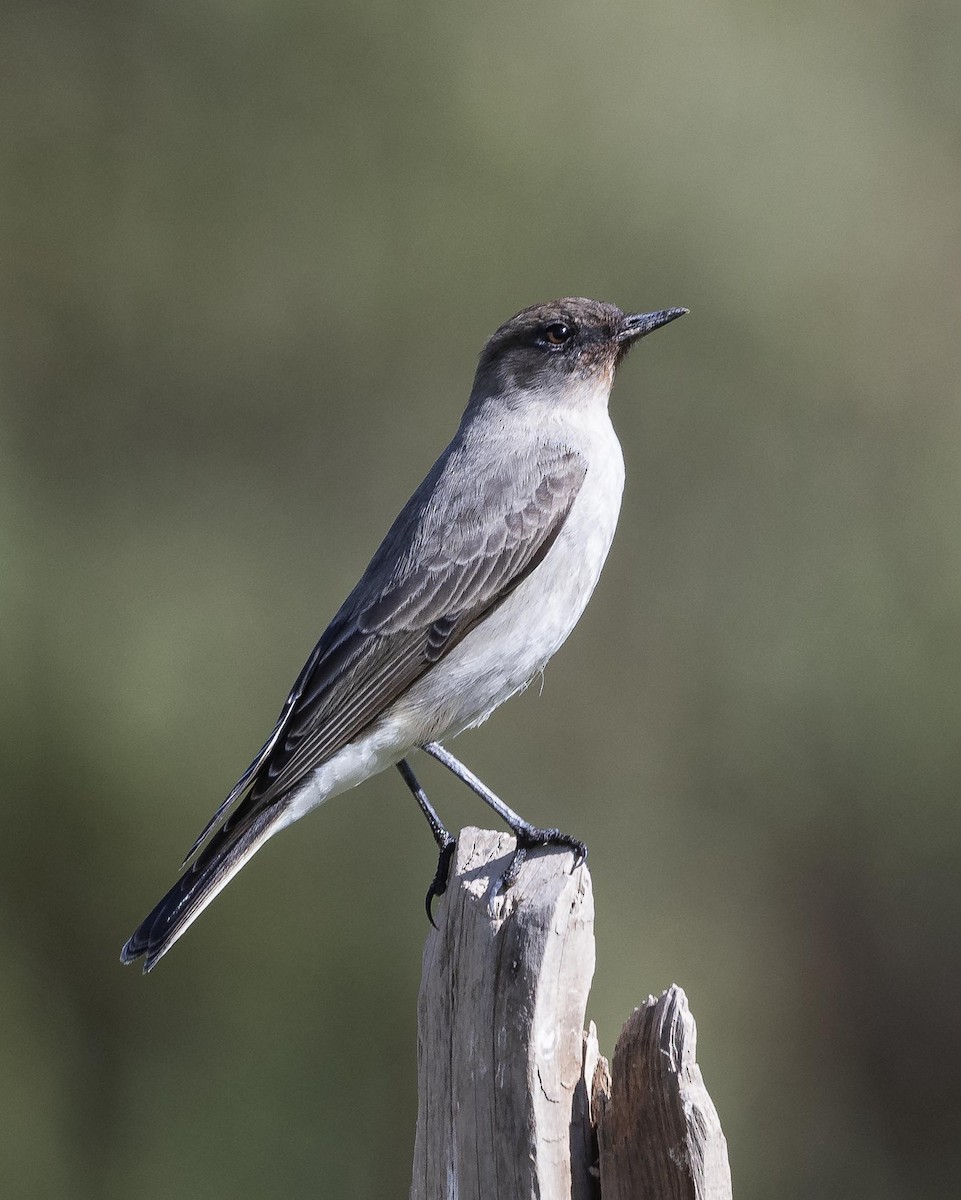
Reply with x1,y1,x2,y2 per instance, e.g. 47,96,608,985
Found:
616,307,689,346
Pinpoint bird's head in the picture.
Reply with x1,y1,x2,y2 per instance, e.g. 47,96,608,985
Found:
470,297,687,410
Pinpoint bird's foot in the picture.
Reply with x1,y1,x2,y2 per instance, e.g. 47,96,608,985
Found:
499,827,588,892
425,835,457,927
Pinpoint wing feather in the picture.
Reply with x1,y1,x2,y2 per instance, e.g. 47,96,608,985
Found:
185,439,587,859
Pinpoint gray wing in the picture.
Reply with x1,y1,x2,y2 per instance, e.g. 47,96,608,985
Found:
184,440,587,860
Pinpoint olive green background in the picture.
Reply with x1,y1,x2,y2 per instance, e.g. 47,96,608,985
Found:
3,2,961,1196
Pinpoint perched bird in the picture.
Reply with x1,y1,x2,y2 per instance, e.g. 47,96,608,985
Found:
121,298,687,971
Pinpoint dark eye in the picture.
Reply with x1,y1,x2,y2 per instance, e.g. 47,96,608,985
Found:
542,321,575,347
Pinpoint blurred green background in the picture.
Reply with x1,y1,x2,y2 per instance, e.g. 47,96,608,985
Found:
3,1,961,1196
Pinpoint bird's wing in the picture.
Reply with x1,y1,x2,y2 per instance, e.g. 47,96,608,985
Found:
184,440,587,860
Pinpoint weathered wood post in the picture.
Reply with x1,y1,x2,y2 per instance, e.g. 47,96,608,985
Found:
410,827,732,1200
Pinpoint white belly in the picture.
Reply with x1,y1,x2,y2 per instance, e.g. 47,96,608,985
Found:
394,417,625,738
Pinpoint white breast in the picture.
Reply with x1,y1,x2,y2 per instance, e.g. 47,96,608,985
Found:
400,405,625,739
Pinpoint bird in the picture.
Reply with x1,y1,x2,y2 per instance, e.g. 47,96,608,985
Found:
120,297,687,972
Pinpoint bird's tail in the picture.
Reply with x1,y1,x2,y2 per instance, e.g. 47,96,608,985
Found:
120,803,287,973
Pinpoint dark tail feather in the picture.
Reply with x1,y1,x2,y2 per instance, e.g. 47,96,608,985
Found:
120,804,285,973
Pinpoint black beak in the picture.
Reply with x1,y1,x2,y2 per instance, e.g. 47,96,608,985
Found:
616,307,689,346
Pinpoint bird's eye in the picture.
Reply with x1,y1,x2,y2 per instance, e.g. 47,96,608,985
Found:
542,322,575,346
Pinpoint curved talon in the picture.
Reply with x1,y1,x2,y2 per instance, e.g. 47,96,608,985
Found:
499,845,528,892
426,838,456,927
517,827,587,860
496,829,588,894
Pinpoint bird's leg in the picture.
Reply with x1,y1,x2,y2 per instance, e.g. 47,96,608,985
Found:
420,741,587,889
395,758,456,926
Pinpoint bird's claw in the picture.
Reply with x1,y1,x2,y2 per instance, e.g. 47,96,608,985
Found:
498,827,588,893
425,837,456,927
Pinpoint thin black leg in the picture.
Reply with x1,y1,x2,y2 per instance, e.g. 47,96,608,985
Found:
420,741,587,888
395,758,456,925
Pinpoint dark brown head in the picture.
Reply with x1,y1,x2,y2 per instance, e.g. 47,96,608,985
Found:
470,297,687,406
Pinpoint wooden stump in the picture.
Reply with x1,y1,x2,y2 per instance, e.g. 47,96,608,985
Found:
597,986,732,1200
410,827,731,1200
